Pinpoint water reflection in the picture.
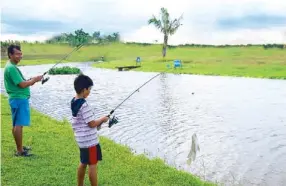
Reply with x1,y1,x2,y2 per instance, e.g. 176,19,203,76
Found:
1,63,286,186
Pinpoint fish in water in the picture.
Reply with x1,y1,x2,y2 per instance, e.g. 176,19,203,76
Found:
187,133,200,165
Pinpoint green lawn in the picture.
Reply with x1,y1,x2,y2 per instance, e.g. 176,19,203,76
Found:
1,42,285,79
1,94,215,186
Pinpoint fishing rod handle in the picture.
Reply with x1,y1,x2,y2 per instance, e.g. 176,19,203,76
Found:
107,110,115,117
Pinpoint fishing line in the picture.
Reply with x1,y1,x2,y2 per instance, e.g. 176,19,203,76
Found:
41,44,84,84
107,71,166,128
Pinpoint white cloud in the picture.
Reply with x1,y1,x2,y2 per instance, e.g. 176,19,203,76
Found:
1,0,286,44
123,25,286,45
0,33,55,42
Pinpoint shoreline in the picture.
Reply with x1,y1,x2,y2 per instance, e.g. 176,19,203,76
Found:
1,43,285,80
2,60,285,81
1,94,215,186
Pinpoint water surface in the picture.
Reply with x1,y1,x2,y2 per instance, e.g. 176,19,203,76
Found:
1,63,286,186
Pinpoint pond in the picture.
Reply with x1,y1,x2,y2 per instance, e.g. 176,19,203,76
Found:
1,62,286,186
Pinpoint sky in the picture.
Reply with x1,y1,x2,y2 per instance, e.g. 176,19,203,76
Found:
1,0,286,45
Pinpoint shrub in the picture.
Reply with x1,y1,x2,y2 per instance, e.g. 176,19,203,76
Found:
48,66,81,75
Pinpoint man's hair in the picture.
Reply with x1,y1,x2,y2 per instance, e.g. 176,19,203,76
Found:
74,74,94,94
7,44,21,59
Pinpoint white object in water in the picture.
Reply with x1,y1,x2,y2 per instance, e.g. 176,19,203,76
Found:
187,133,200,165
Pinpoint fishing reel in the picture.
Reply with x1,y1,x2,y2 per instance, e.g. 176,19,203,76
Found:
108,115,119,128
41,71,50,85
41,76,50,84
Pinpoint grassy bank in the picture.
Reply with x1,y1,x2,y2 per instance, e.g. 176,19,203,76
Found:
1,43,286,79
1,95,215,186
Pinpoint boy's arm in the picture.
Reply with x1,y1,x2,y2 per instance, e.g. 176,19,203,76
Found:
88,118,105,128
81,103,105,128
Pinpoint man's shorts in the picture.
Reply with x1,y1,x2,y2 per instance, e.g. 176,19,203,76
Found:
80,144,102,165
9,98,30,127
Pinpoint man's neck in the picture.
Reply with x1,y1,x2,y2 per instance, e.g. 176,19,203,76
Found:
9,60,17,65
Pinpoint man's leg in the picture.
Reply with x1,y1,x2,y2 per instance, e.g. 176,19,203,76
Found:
88,165,98,186
10,106,25,153
77,163,87,186
12,126,24,153
10,99,32,156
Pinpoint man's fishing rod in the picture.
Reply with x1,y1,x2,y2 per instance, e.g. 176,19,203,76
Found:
41,44,84,84
107,71,165,128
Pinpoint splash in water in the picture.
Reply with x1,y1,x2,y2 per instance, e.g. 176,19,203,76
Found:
187,133,200,165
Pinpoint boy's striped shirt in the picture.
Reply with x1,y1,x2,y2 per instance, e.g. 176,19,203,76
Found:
71,99,99,148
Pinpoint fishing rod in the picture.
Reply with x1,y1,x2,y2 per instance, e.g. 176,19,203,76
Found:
107,71,165,128
41,44,84,84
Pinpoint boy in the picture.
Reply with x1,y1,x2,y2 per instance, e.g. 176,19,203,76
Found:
71,74,109,186
4,44,43,156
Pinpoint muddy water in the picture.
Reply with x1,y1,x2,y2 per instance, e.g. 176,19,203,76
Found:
1,63,286,186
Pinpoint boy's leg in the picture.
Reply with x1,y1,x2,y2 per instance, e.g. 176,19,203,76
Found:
87,144,102,186
88,164,98,186
77,163,87,186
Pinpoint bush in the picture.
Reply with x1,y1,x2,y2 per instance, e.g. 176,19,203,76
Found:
48,66,81,75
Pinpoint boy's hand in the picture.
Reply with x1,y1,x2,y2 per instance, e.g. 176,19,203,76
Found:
101,116,109,123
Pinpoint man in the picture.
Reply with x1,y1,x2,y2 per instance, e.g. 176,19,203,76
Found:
4,44,43,157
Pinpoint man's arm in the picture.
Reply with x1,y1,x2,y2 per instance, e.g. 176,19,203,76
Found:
18,79,37,88
8,66,26,87
9,66,42,88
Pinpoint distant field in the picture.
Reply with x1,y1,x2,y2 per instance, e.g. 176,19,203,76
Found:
1,43,285,79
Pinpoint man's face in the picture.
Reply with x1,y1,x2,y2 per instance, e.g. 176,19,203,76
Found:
10,48,22,64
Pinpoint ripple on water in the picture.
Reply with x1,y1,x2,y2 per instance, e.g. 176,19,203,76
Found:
1,63,286,186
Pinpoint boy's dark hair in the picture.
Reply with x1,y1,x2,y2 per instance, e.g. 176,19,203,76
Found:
7,44,21,59
74,74,94,94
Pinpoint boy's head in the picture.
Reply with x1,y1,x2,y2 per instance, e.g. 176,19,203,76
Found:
74,74,94,98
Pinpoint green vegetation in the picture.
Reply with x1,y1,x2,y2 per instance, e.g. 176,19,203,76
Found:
148,7,183,57
1,95,214,186
2,42,284,79
48,66,81,75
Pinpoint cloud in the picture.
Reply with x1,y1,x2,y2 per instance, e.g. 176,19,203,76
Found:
1,18,67,35
217,14,286,30
0,33,55,42
1,0,286,44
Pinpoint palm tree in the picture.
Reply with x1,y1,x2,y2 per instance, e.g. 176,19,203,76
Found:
148,7,183,58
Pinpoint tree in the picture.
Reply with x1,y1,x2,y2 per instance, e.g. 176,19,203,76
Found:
148,7,183,58
92,31,101,43
112,32,120,42
73,29,90,46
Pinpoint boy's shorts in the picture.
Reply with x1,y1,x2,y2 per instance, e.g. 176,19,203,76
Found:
80,144,102,165
9,98,30,127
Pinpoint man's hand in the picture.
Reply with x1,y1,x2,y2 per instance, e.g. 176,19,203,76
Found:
32,75,43,83
18,75,43,88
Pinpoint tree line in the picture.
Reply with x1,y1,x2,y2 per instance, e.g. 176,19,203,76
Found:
45,29,120,46
0,29,121,56
1,12,285,59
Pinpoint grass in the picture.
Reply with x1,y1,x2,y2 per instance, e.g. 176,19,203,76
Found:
1,42,285,79
1,94,215,186
48,66,81,75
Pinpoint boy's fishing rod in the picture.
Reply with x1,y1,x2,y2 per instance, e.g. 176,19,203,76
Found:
41,44,84,84
107,71,165,128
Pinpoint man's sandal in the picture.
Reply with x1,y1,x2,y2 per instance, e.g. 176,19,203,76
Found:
15,150,33,157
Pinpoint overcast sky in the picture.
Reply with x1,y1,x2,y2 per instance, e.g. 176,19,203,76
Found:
1,0,286,45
